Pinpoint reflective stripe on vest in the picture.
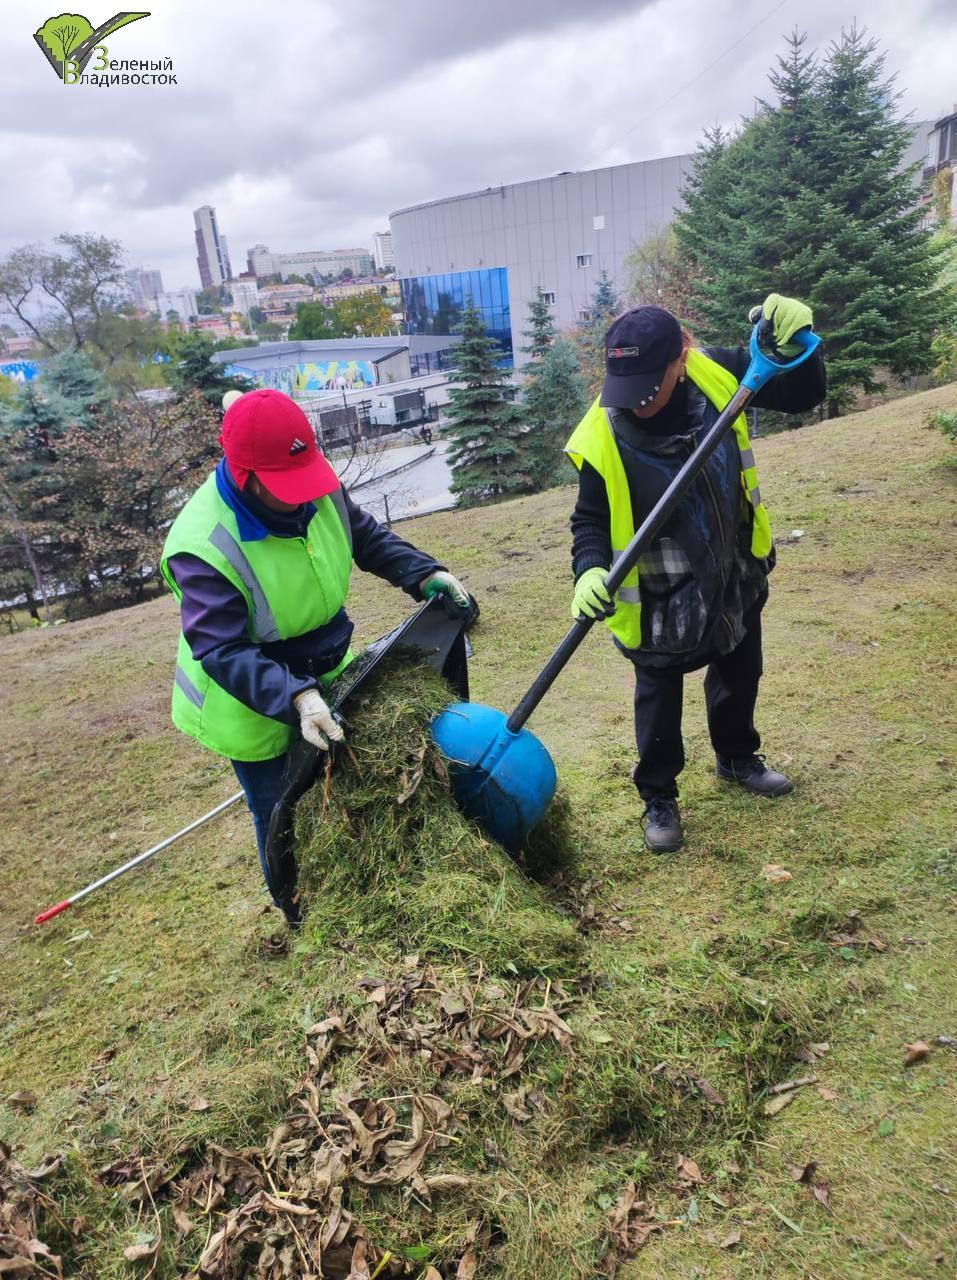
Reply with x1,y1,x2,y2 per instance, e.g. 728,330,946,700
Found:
329,487,353,553
174,664,204,708
612,549,642,604
208,522,282,643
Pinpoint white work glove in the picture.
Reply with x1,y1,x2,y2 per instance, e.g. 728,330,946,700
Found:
293,689,344,751
420,570,469,609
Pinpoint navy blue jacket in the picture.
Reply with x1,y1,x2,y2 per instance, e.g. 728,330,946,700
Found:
168,464,442,725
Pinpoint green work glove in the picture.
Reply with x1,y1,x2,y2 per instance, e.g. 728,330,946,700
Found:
420,570,469,609
750,293,813,356
572,566,615,621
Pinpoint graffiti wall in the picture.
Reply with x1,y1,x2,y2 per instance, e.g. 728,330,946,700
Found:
0,360,41,384
224,359,376,397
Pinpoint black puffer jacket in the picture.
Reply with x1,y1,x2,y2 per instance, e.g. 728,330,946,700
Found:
570,344,826,669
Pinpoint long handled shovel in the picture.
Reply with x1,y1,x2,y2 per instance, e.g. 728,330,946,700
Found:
432,322,822,851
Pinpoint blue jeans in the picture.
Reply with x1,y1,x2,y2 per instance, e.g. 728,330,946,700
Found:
231,753,290,903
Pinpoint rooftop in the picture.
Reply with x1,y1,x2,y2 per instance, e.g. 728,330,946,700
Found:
210,335,461,365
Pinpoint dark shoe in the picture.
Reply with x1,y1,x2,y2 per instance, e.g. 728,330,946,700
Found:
716,753,793,797
642,797,684,853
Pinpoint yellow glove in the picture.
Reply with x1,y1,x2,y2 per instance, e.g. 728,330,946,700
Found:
749,294,813,356
572,567,615,621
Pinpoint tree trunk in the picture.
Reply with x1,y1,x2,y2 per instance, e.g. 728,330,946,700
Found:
827,398,842,420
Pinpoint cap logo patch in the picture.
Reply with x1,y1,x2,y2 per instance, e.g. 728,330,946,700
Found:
608,346,641,358
289,437,308,456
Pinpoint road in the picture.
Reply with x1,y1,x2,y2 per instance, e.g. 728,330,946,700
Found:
338,439,454,524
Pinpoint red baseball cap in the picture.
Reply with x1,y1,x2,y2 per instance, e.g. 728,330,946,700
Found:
219,389,340,504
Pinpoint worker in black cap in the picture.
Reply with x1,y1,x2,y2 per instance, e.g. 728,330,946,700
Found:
565,297,826,852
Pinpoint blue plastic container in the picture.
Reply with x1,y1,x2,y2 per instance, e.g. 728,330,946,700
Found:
431,702,557,852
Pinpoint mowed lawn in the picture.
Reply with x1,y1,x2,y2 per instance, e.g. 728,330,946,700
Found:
1,384,955,1278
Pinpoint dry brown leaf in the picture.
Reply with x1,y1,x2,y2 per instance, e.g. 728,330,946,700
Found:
348,1237,371,1280
690,1074,726,1106
787,1159,819,1184
719,1229,742,1249
171,1202,194,1235
397,744,427,804
904,1041,931,1067
5,1091,38,1112
502,1090,533,1123
440,992,468,1019
187,1097,210,1112
425,1174,471,1194
761,863,792,884
812,1181,832,1211
676,1154,703,1186
122,1237,158,1262
764,1091,796,1117
607,1178,662,1262
456,1247,478,1280
423,1269,443,1280
818,1086,837,1102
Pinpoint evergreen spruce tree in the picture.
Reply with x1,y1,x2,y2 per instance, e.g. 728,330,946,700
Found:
445,300,530,506
522,338,589,490
575,269,622,397
521,289,557,362
165,330,254,407
676,29,954,416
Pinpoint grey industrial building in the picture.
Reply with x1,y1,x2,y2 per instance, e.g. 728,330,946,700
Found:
390,152,692,367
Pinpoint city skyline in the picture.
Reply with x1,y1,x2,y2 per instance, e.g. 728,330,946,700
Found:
3,0,955,289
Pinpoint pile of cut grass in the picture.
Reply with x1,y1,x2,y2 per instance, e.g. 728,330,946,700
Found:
293,661,583,975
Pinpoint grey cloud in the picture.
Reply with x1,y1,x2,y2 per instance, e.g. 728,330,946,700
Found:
1,0,952,288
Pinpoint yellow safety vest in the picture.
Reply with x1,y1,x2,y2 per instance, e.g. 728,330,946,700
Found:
564,348,773,650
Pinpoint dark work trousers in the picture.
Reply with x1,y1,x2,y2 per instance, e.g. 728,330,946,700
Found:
631,601,764,801
231,752,291,904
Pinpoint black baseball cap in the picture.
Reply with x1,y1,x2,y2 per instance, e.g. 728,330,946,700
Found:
600,306,683,409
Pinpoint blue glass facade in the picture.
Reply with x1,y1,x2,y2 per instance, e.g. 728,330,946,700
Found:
400,267,512,364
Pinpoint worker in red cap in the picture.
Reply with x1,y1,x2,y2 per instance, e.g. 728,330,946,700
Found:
161,388,469,915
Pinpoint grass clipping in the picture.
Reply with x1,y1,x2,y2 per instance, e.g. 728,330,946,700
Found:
294,661,581,974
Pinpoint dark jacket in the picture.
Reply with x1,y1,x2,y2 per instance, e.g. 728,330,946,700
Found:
571,343,826,669
168,464,442,725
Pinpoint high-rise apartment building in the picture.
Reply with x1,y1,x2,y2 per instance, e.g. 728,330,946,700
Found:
125,267,164,309
373,231,395,272
194,205,232,290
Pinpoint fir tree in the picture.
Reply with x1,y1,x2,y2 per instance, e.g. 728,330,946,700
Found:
522,337,589,490
445,301,530,506
521,289,557,362
575,270,622,397
676,29,954,416
165,330,254,407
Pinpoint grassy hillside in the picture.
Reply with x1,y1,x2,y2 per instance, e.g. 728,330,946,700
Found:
1,386,955,1278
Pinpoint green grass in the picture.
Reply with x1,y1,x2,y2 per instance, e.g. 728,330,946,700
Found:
1,385,955,1277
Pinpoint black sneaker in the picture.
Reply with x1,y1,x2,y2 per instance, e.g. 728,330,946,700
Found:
716,754,793,797
642,797,684,853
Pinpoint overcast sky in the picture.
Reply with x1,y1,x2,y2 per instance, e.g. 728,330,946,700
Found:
4,0,955,290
